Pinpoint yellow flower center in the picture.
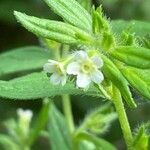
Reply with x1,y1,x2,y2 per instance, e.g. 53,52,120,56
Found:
81,60,95,74
55,64,65,75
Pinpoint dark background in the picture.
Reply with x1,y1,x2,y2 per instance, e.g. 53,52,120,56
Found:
0,0,150,149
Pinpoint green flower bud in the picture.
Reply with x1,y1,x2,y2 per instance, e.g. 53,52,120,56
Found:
17,109,33,137
92,6,109,34
133,122,150,150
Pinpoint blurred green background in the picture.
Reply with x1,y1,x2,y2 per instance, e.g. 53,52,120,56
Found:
0,0,150,150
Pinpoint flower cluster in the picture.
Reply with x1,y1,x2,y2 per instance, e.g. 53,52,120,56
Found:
43,50,104,89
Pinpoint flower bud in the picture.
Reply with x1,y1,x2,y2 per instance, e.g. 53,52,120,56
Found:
17,108,33,136
133,122,150,150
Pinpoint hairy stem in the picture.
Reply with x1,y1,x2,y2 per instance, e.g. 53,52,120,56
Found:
112,86,133,149
62,94,75,133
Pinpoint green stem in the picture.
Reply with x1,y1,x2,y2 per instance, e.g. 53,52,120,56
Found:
62,94,75,133
59,45,74,133
112,86,133,149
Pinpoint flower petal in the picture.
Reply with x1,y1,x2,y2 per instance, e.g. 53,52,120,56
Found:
75,50,88,60
90,70,104,84
60,75,67,86
76,73,91,88
67,62,80,75
43,63,56,73
48,59,58,64
50,73,67,86
91,56,103,68
50,73,62,85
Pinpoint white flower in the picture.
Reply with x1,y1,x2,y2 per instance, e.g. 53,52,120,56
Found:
43,60,67,86
17,108,33,136
17,108,33,127
17,108,33,122
67,51,104,88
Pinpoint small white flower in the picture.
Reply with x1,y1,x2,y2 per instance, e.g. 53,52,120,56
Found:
17,108,33,123
67,51,104,88
17,108,33,136
43,60,67,86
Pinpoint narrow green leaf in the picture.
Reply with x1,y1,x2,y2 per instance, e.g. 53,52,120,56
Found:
110,46,150,69
77,103,117,134
0,72,102,100
77,0,92,12
44,0,92,32
14,11,93,45
48,102,72,150
102,55,136,108
0,135,19,150
142,36,150,49
0,46,50,77
74,140,96,150
74,132,116,150
112,20,150,36
121,67,150,100
29,99,50,145
14,11,76,44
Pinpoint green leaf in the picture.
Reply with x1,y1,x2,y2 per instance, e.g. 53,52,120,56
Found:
101,31,115,50
121,67,150,100
0,135,19,150
92,6,110,34
74,132,116,150
74,140,96,150
101,55,136,108
0,72,102,100
111,20,150,36
0,46,51,77
29,99,50,145
14,11,93,45
77,103,117,134
48,102,72,150
77,0,92,12
110,46,150,69
142,35,150,49
44,0,92,32
120,32,137,46
91,7,115,50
